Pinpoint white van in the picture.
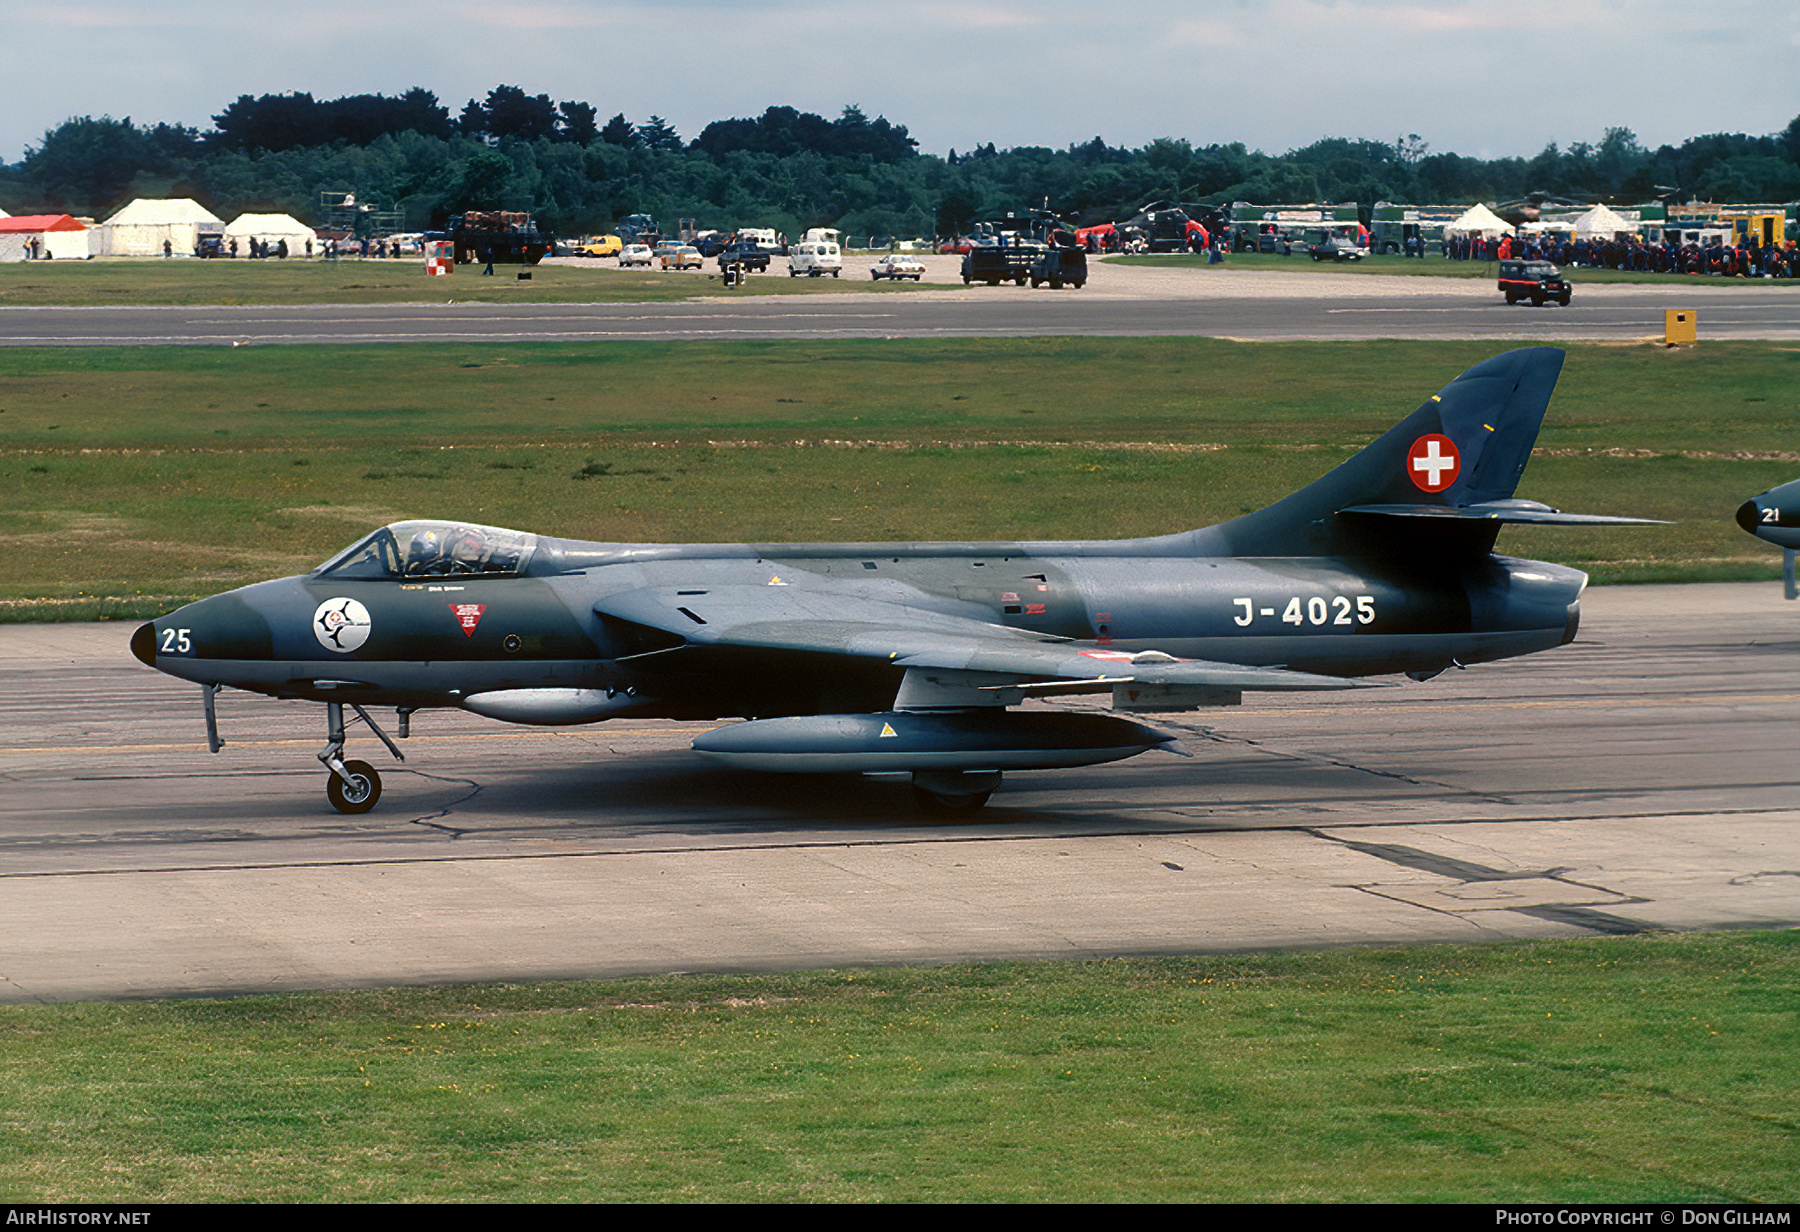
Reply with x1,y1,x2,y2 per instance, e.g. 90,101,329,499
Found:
788,239,842,277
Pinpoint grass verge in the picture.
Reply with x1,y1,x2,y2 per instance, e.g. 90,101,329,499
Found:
0,257,910,307
1,931,1794,1202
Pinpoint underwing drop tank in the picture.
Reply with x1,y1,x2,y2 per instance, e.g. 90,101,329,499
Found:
691,709,1186,774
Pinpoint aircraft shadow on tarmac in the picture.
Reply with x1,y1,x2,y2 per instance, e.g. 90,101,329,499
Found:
368,738,1479,839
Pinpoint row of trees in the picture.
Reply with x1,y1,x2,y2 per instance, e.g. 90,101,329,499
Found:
5,85,1799,240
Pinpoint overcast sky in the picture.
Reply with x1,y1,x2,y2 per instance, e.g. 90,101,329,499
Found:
1,0,1795,166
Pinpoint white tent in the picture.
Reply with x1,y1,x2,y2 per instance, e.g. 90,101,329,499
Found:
1572,204,1635,238
94,198,223,256
224,213,318,257
1444,203,1514,236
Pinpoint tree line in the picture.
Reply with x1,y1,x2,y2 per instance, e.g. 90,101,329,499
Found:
4,85,1798,241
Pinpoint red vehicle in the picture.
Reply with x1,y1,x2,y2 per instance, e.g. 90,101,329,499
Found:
937,236,974,255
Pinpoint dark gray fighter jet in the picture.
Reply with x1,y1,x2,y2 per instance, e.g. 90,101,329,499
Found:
1736,478,1800,599
133,347,1653,813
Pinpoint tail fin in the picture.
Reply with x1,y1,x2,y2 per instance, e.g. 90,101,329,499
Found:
1201,348,1568,558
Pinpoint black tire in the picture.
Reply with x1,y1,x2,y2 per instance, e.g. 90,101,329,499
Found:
1049,278,1062,289
912,785,994,812
327,760,381,814
911,769,1000,812
1531,293,1545,306
1505,291,1519,304
1558,292,1571,306
1030,277,1042,288
1014,276,1027,286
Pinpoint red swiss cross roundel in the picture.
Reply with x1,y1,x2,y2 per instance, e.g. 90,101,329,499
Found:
1406,433,1461,493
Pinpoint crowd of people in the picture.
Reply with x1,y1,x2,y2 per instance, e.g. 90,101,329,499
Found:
1444,230,1800,278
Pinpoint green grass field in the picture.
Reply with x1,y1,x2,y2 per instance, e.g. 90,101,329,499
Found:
0,256,920,307
1,932,1793,1202
2,338,1794,618
1107,250,1800,287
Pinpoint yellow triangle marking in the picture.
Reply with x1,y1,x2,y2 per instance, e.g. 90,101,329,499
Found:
879,723,898,737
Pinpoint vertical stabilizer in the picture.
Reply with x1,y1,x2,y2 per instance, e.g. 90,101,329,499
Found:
1201,348,1566,557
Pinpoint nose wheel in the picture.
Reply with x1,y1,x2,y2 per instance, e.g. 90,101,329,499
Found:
318,701,405,814
326,760,382,813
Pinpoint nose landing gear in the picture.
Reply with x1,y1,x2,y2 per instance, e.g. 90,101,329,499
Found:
319,701,407,814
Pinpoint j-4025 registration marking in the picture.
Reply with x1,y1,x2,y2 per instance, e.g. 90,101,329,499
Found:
1232,595,1374,627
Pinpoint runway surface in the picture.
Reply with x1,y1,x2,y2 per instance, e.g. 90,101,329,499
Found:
2,583,1795,1002
2,276,1797,345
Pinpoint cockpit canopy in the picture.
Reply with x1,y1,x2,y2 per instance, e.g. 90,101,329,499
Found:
314,521,538,580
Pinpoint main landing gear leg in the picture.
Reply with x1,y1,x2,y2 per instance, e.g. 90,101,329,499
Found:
318,701,405,814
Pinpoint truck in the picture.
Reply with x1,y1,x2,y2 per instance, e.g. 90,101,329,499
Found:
959,211,1079,286
615,213,661,247
962,239,1042,285
1029,242,1086,289
1225,202,1360,254
1369,203,1464,256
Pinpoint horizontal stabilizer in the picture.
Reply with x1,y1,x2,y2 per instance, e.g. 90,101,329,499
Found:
1341,500,1664,526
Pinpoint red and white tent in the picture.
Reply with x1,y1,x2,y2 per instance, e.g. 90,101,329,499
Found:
0,214,90,262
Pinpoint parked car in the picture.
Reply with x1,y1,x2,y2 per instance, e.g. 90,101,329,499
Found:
937,237,974,255
870,253,926,281
1498,259,1571,306
659,245,704,270
1309,236,1367,262
618,244,654,267
575,235,622,258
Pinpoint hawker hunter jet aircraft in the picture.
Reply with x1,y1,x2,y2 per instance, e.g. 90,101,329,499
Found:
1737,478,1800,599
134,347,1653,814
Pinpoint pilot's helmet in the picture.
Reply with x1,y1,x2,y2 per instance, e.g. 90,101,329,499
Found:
407,529,443,570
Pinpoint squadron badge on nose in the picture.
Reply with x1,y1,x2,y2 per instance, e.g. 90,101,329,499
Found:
314,597,372,652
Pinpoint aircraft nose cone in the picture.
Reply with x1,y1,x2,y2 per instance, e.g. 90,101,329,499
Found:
130,621,158,667
1736,499,1763,535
